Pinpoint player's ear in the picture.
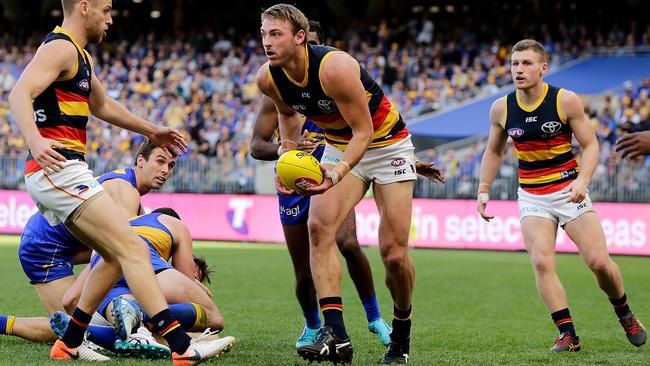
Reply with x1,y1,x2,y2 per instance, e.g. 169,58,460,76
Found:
296,29,306,45
136,154,145,168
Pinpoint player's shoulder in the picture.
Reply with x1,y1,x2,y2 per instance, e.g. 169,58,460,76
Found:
490,95,507,114
37,38,78,59
255,61,271,88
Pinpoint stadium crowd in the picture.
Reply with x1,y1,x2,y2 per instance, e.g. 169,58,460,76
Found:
1,15,649,196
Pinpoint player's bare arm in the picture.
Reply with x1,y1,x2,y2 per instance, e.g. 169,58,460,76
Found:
256,64,303,195
320,53,373,169
302,53,373,195
8,41,78,172
561,89,598,203
100,179,141,218
250,96,282,161
255,63,303,150
160,215,195,280
477,97,509,221
88,72,187,156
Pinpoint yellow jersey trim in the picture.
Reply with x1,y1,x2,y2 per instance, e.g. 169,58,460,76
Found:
318,51,347,96
516,83,549,112
501,96,508,129
282,44,309,87
556,88,567,123
266,64,284,103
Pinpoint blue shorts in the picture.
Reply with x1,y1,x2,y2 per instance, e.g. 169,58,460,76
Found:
90,246,172,315
19,234,76,284
278,193,310,225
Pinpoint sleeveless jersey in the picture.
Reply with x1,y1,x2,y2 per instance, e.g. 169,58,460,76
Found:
97,167,137,189
503,83,579,194
26,26,93,175
267,44,408,150
129,213,174,261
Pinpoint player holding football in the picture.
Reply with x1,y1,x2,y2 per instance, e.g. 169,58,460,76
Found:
477,39,646,352
256,4,442,364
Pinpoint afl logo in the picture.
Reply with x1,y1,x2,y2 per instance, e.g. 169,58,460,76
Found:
541,121,561,133
507,128,524,138
77,79,90,91
317,99,336,112
390,158,406,167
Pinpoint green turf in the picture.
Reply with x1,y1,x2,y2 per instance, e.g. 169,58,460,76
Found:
0,235,648,365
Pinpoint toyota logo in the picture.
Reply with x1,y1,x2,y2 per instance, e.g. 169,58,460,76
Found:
541,121,561,133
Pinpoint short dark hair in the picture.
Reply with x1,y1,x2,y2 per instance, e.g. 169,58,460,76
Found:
134,138,178,166
134,138,158,166
512,39,547,62
308,20,324,44
193,255,214,284
152,207,181,220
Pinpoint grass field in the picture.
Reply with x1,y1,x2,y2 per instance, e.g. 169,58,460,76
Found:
0,235,649,365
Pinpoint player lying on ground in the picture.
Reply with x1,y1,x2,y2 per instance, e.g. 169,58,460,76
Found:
50,208,234,359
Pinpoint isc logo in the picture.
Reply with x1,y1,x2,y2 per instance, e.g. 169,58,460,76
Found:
394,169,407,176
525,116,538,123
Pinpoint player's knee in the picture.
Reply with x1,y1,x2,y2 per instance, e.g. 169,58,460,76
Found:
586,257,611,275
382,247,408,273
307,216,335,244
531,257,554,275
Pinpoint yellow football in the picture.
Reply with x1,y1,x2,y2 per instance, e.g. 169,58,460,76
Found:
277,150,323,191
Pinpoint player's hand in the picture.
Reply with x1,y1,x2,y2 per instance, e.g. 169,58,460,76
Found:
303,164,335,195
149,125,188,157
28,136,67,173
562,178,588,203
296,130,320,153
415,160,446,183
194,279,213,298
615,131,650,160
477,193,494,222
275,175,294,195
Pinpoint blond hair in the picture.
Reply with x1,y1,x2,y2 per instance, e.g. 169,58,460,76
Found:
512,39,547,62
261,4,309,43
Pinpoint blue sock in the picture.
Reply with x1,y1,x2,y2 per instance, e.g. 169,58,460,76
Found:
142,302,203,331
303,307,321,329
86,324,118,351
361,293,381,322
0,315,15,335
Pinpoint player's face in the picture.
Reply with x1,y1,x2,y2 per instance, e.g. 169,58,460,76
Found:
510,50,548,90
84,0,113,44
307,31,320,46
138,148,176,189
261,18,306,66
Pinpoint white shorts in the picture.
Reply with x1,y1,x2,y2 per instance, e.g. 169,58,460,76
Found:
517,186,595,227
24,160,104,225
322,137,417,184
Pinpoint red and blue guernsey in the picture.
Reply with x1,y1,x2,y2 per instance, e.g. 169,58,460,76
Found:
503,83,579,194
25,26,93,175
